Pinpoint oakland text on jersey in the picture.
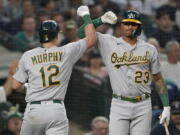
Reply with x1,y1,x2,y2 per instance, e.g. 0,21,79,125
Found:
31,52,63,65
111,51,150,69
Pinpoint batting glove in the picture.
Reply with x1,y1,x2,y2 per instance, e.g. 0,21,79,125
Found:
160,106,171,125
101,11,117,24
77,5,90,17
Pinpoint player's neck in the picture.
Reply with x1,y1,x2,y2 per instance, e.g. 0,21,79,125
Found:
123,36,137,46
42,40,58,48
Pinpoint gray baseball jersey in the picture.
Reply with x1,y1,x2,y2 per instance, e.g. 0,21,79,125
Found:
96,32,160,135
96,32,160,97
13,39,87,102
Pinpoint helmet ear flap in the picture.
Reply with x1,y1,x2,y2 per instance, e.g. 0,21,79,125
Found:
132,25,142,37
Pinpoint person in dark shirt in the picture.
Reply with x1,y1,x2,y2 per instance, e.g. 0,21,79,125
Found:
158,0,179,21
0,112,22,135
95,0,121,14
151,101,180,135
60,20,79,46
151,9,179,49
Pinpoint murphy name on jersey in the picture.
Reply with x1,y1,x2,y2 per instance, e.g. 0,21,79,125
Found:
31,52,63,65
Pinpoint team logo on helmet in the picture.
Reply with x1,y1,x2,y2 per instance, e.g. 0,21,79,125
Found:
128,13,136,19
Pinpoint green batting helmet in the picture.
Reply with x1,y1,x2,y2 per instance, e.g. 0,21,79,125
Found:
121,10,142,36
39,20,59,43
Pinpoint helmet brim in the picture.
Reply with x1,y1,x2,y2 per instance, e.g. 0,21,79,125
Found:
122,19,142,24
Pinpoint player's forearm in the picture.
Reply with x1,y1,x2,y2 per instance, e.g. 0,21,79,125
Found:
83,15,97,48
3,74,13,96
77,17,103,39
153,73,169,106
12,79,23,90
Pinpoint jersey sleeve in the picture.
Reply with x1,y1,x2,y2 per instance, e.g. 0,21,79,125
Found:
96,32,108,53
65,39,87,64
96,32,110,64
150,47,161,74
0,87,6,103
13,53,28,83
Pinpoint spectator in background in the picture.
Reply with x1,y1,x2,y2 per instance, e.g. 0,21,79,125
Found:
0,111,22,135
51,12,65,43
3,0,23,34
111,0,128,10
53,0,69,13
175,8,180,26
82,52,108,80
147,38,167,62
84,116,109,135
63,7,77,21
165,80,180,103
0,0,11,30
151,80,180,110
0,61,17,103
174,8,180,46
3,0,34,35
39,0,56,13
51,12,65,33
82,0,94,5
161,40,180,89
4,0,22,20
151,101,180,135
110,0,168,14
95,0,120,14
151,9,179,49
157,0,179,22
36,9,51,27
75,50,90,67
170,101,180,133
89,4,113,35
22,0,34,17
147,38,161,53
143,0,168,16
126,0,144,13
14,16,39,50
89,4,104,19
60,20,79,46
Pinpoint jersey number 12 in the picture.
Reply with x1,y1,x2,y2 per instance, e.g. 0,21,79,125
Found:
40,65,60,87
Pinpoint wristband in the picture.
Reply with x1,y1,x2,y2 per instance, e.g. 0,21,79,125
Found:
160,93,169,106
93,17,103,27
83,15,92,25
76,17,103,39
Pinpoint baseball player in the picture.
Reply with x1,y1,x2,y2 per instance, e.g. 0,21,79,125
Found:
77,10,171,135
12,6,96,135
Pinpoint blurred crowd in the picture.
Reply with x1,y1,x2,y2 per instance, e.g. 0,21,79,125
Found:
0,0,180,135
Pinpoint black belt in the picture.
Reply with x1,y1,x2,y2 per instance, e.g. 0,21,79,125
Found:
30,99,62,104
112,94,150,103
